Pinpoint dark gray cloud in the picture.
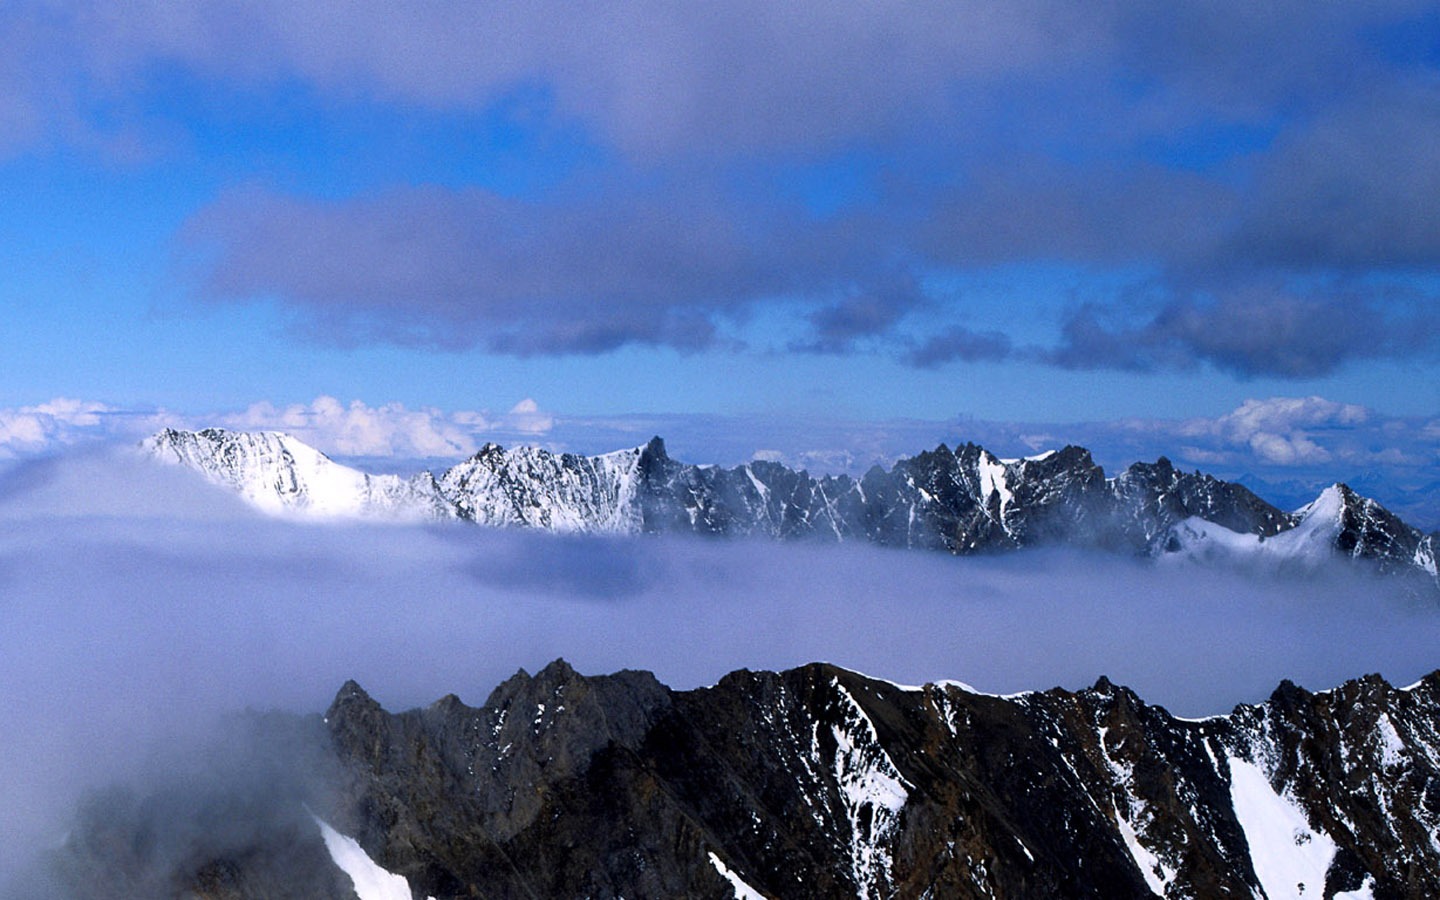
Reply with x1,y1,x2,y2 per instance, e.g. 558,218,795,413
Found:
8,2,1440,368
1222,83,1440,272
790,275,928,354
19,1,1103,160
181,182,902,354
905,325,1013,368
1048,281,1440,378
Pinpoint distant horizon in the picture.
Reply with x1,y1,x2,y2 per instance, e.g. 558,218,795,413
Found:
7,392,1435,529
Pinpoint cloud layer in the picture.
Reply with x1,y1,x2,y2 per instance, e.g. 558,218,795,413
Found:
5,2,1438,372
2,446,1436,886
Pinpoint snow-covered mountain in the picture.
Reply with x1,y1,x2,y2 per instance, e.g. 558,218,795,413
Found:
50,660,1440,898
142,428,1439,589
142,428,450,521
1162,483,1438,582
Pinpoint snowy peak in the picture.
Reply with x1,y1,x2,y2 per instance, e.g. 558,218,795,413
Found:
1158,481,1439,591
437,440,649,533
143,427,449,520
141,428,1438,589
1313,483,1439,583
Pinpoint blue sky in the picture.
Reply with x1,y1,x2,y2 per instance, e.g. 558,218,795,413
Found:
1,2,1438,509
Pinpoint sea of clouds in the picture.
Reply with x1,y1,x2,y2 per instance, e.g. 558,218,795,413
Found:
1,445,1436,886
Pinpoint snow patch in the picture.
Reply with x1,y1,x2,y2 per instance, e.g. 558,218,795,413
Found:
314,816,433,900
1226,756,1336,899
1115,812,1167,897
1098,727,1175,896
829,680,910,899
1376,714,1406,769
1335,875,1376,899
708,851,769,899
976,452,1013,523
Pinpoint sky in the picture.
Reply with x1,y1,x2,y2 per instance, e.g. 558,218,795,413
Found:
3,8,1439,886
1,2,1438,472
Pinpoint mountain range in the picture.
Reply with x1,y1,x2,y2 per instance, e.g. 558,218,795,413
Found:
47,660,1440,898
142,428,1439,591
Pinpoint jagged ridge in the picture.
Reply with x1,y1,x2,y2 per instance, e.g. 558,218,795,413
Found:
52,661,1440,898
142,428,1439,589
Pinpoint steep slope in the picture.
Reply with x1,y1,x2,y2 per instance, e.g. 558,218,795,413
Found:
143,428,451,521
1163,483,1438,585
49,662,1440,899
437,440,650,532
1110,456,1297,548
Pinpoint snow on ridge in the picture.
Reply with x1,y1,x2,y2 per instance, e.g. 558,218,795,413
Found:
1158,506,1340,570
819,665,1032,701
437,439,646,533
144,427,655,529
975,450,1014,528
999,449,1059,465
143,428,442,521
1226,756,1336,900
314,816,435,900
707,851,768,900
827,679,910,899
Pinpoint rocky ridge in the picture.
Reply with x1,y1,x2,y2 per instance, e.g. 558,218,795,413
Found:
50,661,1440,899
143,428,1439,590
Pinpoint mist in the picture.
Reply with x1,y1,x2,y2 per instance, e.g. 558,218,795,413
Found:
2,448,1437,884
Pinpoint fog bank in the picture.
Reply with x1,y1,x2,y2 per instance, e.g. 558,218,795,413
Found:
1,447,1436,881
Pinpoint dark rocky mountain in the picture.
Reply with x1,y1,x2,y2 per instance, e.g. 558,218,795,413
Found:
48,661,1440,899
143,428,1439,591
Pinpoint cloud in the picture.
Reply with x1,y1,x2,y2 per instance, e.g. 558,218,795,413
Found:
221,396,480,458
1114,396,1400,472
5,1,1104,161
0,396,567,467
18,1,1428,165
1048,281,1440,377
2,3,1432,373
3,447,1437,888
905,325,1013,368
0,399,138,457
1192,396,1371,467
503,398,555,435
1223,82,1440,272
218,396,563,460
791,276,928,354
180,183,866,355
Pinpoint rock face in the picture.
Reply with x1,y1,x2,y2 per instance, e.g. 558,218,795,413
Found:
142,428,1439,590
50,662,1440,899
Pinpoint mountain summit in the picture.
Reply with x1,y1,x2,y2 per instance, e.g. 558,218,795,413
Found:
142,428,1439,589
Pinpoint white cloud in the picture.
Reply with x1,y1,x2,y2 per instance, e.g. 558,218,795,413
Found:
0,396,564,464
1172,396,1374,468
1245,430,1329,466
0,398,120,457
214,396,562,460
502,398,555,436
1216,396,1368,439
222,396,479,459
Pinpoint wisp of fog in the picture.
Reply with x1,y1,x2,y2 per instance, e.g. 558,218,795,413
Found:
1,446,1436,882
